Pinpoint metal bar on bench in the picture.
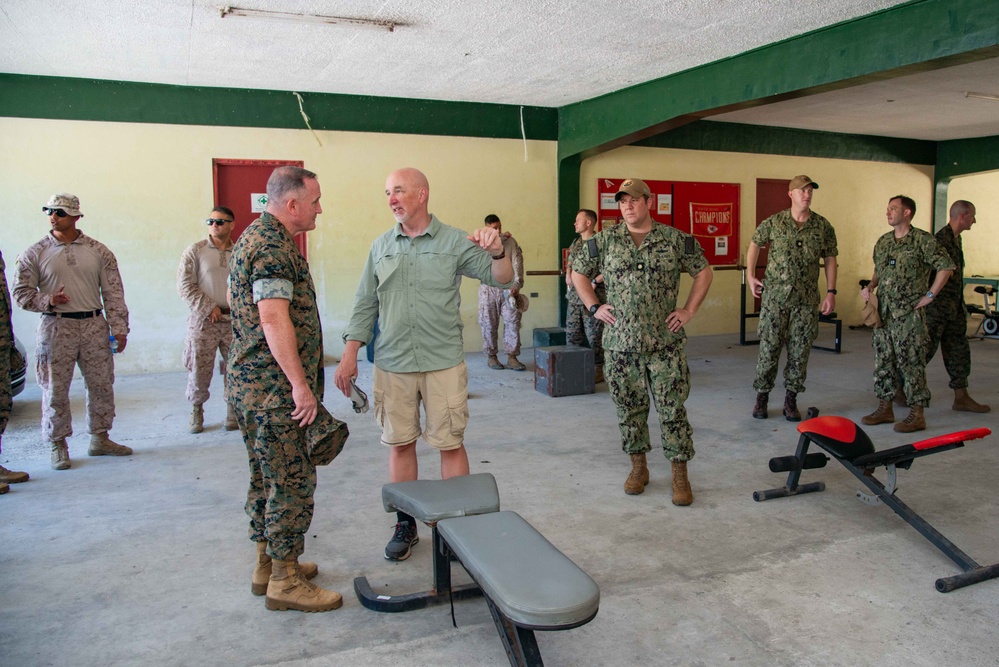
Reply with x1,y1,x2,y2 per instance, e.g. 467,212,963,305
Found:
754,433,827,501
485,596,544,667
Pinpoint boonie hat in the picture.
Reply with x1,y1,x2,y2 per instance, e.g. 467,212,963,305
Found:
614,179,652,201
43,193,84,217
788,175,819,191
306,404,349,466
508,292,529,313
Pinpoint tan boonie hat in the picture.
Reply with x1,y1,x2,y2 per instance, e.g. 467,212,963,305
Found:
788,175,819,191
507,292,529,313
615,179,652,201
43,193,84,217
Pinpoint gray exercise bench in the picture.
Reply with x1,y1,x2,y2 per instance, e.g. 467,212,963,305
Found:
353,473,600,666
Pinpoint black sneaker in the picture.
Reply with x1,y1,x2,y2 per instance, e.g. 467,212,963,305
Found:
385,521,419,561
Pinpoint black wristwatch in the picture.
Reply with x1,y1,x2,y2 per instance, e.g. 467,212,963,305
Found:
827,289,837,295
589,304,600,316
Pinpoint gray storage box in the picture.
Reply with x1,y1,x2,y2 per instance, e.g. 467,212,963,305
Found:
533,327,567,348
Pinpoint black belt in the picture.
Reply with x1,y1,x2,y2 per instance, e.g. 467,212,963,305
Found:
43,310,102,320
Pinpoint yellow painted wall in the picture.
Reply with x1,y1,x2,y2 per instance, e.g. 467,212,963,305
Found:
947,170,999,276
0,117,560,374
580,146,937,334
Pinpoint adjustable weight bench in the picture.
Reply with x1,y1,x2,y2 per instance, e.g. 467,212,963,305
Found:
354,473,600,666
754,414,998,592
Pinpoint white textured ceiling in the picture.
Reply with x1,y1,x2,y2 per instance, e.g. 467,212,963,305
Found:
1,0,996,141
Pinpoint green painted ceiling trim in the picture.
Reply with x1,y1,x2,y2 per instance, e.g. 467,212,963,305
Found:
0,73,558,141
636,121,936,165
557,0,999,160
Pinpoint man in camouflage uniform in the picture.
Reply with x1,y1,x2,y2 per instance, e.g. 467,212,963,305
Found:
1,249,30,493
13,194,132,470
747,175,838,421
572,179,713,505
178,205,238,433
477,214,526,370
565,208,605,384
925,200,990,413
860,195,954,433
227,166,340,613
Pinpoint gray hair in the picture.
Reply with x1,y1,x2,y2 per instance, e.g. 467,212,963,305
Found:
266,166,318,207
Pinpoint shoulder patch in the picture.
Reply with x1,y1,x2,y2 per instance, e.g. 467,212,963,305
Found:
587,238,599,258
685,236,696,255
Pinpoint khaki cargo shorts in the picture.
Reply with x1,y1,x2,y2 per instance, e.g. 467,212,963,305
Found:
372,361,469,451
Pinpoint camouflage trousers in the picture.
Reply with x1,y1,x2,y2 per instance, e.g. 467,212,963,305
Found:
605,347,694,461
565,286,605,366
478,285,521,356
925,297,970,390
0,335,10,448
753,300,818,394
872,308,930,406
238,407,316,561
35,314,115,441
182,319,232,405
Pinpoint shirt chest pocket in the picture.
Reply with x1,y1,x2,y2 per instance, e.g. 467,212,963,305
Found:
417,252,459,291
375,254,404,291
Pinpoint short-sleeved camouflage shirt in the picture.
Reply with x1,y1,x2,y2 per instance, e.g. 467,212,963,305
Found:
226,212,324,411
572,222,708,353
752,209,838,307
873,226,955,319
931,225,963,305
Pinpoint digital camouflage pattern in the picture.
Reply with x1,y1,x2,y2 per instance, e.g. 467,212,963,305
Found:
573,222,707,460
565,236,605,366
182,321,232,405
0,252,12,445
478,233,524,356
751,209,837,394
227,212,324,561
871,227,954,405
925,226,970,389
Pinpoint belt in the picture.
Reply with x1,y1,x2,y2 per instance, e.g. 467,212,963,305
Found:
43,310,102,320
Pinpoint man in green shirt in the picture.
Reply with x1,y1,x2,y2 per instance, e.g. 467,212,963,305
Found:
334,167,513,561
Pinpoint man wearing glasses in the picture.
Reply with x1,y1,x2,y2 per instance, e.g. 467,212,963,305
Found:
13,193,132,470
177,206,238,433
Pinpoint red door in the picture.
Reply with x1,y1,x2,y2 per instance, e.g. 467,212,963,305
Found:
753,178,792,311
213,159,307,257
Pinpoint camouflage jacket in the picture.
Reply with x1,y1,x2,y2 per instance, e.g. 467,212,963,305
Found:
177,237,233,330
226,212,324,411
572,222,708,353
930,225,963,306
873,227,954,319
567,236,605,299
1,251,13,352
752,209,837,307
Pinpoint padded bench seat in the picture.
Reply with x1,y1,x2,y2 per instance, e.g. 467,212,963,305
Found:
382,472,501,522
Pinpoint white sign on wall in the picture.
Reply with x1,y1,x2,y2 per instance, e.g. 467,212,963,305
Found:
251,193,268,212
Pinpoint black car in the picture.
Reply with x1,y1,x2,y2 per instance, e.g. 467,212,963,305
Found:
11,336,26,397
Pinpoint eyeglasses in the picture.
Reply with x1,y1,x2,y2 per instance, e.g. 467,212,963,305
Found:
43,207,69,218
206,218,234,226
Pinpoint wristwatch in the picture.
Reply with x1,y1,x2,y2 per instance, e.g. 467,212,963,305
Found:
926,291,935,300
589,304,600,316
827,289,837,295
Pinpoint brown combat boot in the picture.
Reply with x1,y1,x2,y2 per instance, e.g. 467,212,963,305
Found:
671,460,693,506
189,404,204,434
51,439,71,470
624,453,649,495
487,355,504,370
752,392,768,419
88,433,133,456
953,388,991,413
894,405,926,433
224,403,240,431
0,465,29,484
862,400,894,426
252,541,319,596
506,355,526,371
783,391,801,422
893,386,907,408
265,558,342,612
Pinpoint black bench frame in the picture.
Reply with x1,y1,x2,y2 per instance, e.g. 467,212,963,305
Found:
754,413,999,592
739,269,841,353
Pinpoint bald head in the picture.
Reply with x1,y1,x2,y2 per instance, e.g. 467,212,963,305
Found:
386,168,431,229
948,199,977,235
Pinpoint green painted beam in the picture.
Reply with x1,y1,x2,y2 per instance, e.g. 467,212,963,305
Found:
557,155,582,325
638,121,936,165
558,0,999,160
0,74,558,141
933,133,999,229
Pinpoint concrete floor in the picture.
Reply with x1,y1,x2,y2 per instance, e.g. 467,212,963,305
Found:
2,329,998,667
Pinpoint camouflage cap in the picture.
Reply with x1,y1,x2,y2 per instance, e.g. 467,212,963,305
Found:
615,179,652,201
788,175,819,191
43,193,84,217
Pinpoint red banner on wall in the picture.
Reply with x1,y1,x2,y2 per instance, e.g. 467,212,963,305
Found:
690,203,733,237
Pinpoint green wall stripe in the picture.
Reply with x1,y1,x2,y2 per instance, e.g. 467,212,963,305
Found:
0,74,558,141
637,121,936,165
933,133,999,228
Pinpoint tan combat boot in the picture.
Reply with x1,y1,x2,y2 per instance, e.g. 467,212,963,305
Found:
506,355,526,371
0,465,29,484
671,460,693,506
251,541,319,596
862,400,894,426
224,403,239,431
953,388,991,413
487,355,504,370
189,404,204,434
894,405,926,433
783,391,801,422
88,433,133,456
624,453,649,495
0,482,8,494
265,558,342,612
51,439,71,470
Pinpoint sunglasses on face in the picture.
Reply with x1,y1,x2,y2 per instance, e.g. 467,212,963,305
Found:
43,207,69,218
206,218,233,226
